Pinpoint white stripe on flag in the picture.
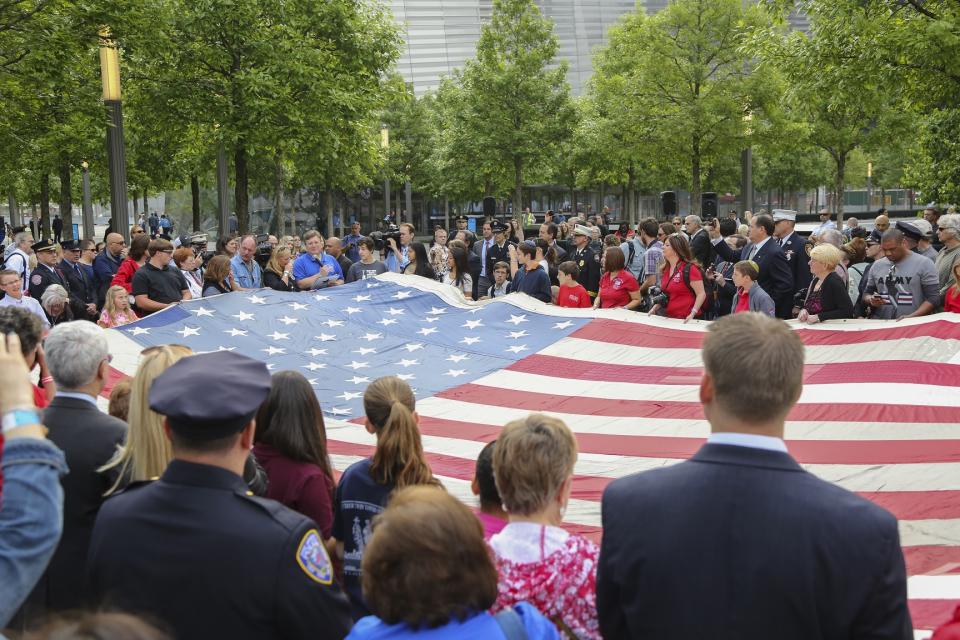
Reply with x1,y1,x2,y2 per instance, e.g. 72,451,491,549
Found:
543,337,960,367
469,370,960,408
415,397,960,441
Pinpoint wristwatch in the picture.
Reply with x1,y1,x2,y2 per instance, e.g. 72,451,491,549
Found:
2,408,42,435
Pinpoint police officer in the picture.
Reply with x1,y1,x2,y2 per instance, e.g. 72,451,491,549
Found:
569,224,601,300
486,220,513,281
59,239,97,319
453,214,476,249
28,240,72,303
86,351,352,640
771,210,811,316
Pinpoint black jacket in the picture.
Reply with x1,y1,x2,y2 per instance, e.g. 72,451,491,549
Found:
713,237,794,319
779,231,812,299
263,269,296,292
688,229,713,270
28,263,71,304
87,460,352,640
598,443,912,640
569,244,601,297
804,271,854,321
15,396,126,624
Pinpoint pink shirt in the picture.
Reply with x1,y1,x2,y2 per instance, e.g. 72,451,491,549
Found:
477,511,507,540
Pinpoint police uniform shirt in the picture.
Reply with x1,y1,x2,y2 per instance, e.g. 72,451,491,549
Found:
571,245,601,296
86,460,352,640
486,241,512,279
28,262,70,301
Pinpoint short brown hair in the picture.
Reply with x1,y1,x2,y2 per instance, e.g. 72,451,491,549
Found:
493,261,509,273
108,379,132,422
362,486,497,628
493,414,577,516
558,260,579,279
702,314,804,424
147,239,173,256
303,230,322,243
172,247,194,267
603,246,626,273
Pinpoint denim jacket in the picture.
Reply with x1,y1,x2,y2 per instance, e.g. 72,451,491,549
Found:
0,438,68,626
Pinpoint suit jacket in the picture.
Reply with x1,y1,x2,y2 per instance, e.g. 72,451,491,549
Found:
16,396,127,622
569,245,601,296
486,241,513,280
60,258,96,317
689,229,713,270
714,237,794,319
779,231,812,300
597,443,912,640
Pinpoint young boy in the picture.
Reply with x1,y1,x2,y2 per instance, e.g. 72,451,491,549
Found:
344,237,388,283
485,261,510,298
556,261,591,308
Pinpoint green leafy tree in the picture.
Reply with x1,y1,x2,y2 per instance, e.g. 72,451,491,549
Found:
457,0,575,214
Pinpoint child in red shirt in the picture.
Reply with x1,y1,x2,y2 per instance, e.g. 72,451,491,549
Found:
556,261,592,308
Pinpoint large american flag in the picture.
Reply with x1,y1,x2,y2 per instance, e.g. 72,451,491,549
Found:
101,272,960,638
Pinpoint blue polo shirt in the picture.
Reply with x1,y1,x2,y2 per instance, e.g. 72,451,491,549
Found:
292,251,343,288
229,254,263,289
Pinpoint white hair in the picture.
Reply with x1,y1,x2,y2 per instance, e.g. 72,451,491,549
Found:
939,213,960,238
818,229,845,248
44,320,110,389
40,284,69,310
685,215,703,226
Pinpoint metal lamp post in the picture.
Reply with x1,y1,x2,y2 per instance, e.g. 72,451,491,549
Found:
741,112,754,215
98,28,129,242
381,124,390,223
866,162,873,213
81,161,93,240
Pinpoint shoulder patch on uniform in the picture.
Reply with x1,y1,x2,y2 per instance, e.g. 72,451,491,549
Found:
31,274,42,285
296,529,333,585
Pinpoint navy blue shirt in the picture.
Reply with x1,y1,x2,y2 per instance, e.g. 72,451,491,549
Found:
509,265,552,303
332,458,394,620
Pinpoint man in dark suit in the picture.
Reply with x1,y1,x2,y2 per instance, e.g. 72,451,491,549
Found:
14,321,127,626
568,224,600,299
597,313,912,640
709,213,794,318
772,209,811,315
486,220,513,280
59,240,97,319
683,215,713,270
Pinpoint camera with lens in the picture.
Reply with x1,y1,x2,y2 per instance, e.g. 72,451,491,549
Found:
367,231,385,253
383,224,402,249
648,285,669,307
254,233,273,267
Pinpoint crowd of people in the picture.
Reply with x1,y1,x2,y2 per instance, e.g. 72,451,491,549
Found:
1,207,960,639
4,205,958,331
4,308,958,639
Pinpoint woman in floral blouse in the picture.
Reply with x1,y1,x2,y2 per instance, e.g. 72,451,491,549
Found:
489,413,600,639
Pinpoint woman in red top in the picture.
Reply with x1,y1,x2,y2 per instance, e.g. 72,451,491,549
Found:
946,262,960,313
253,370,337,538
594,247,641,310
111,234,150,294
649,232,706,322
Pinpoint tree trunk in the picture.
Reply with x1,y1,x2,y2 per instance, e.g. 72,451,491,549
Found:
8,190,19,227
59,157,73,240
569,176,576,219
325,187,334,239
40,174,51,239
143,191,149,217
190,175,201,232
513,156,523,217
835,152,846,225
274,156,285,239
626,166,637,225
235,142,249,234
691,137,702,217
132,189,139,218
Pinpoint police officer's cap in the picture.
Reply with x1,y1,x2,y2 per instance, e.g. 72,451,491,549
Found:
455,214,469,222
149,351,271,441
32,239,57,252
895,220,924,242
61,239,82,251
491,220,507,233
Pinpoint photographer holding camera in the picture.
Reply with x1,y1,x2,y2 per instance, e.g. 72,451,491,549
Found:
385,223,415,273
648,232,706,323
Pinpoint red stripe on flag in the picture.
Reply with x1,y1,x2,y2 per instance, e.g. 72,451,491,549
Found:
417,417,960,465
574,318,960,349
509,354,960,388
908,599,957,631
904,545,960,576
436,385,960,424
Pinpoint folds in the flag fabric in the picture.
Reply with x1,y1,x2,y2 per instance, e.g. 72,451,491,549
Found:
101,272,960,634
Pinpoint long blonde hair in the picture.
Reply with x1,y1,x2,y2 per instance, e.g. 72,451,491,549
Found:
364,376,438,488
100,285,131,326
266,245,291,276
100,345,193,495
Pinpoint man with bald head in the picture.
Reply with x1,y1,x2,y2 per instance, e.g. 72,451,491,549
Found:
874,214,890,234
93,232,125,306
324,237,353,277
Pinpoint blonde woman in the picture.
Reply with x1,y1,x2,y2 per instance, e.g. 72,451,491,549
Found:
263,245,296,291
100,345,192,495
98,285,138,329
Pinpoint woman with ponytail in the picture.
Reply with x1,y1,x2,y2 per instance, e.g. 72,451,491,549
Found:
332,376,439,621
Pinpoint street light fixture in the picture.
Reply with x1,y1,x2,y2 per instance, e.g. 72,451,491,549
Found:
98,28,130,242
381,124,391,223
81,161,93,240
867,161,873,212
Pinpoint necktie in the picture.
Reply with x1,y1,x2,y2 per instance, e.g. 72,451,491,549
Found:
748,245,759,261
481,241,490,276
